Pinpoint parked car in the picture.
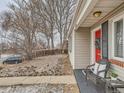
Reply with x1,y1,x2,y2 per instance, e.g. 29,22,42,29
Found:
0,54,22,64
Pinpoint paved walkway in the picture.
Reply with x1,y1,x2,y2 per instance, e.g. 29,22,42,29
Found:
0,75,76,86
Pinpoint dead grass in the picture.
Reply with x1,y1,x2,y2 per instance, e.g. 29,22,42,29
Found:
0,54,73,77
64,84,80,93
0,84,80,93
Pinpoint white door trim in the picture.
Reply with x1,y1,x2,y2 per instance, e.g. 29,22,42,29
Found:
90,26,101,64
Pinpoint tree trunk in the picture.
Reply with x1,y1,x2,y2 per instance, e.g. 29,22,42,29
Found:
50,31,54,49
47,38,50,49
51,37,54,49
26,37,33,60
60,32,63,49
27,52,33,60
26,47,33,60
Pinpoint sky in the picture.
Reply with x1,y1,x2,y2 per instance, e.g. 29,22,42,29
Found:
0,0,60,46
0,0,11,43
0,0,11,13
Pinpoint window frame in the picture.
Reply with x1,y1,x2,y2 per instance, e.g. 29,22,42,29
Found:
112,14,124,61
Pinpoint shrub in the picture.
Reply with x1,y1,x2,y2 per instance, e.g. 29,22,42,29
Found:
111,71,118,78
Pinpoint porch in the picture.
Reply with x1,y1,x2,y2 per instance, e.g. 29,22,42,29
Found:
74,69,124,93
68,0,124,78
68,0,124,93
74,69,105,93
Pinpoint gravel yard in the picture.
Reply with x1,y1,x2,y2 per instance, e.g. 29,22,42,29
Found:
0,84,79,93
0,55,73,77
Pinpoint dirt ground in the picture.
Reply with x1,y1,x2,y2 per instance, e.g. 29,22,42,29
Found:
0,54,73,77
0,84,79,93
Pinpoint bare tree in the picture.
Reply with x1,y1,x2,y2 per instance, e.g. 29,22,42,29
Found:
55,0,76,48
0,0,77,59
39,19,51,49
31,0,76,49
1,0,39,60
31,0,56,49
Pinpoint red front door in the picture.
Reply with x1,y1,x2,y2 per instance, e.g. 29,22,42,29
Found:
95,29,101,62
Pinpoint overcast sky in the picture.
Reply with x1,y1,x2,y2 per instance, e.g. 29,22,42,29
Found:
0,0,10,43
0,0,12,13
0,0,60,45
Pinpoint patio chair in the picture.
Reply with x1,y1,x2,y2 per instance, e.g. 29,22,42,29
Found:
82,59,111,85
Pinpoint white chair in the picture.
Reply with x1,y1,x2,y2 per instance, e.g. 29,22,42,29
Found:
82,59,110,84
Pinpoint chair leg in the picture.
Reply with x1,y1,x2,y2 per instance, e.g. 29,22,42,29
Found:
85,70,88,86
82,69,89,86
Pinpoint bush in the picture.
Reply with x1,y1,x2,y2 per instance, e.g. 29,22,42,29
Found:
110,71,118,78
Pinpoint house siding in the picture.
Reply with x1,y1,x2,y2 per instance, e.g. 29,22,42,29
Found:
74,27,90,69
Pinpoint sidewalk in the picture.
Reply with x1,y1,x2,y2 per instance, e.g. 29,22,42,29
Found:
0,75,77,86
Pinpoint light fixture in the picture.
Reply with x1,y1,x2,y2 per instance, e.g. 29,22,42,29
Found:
93,11,102,17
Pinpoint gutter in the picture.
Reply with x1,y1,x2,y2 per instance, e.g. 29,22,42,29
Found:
68,0,83,38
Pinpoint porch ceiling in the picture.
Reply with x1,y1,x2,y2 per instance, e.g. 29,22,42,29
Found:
80,0,124,27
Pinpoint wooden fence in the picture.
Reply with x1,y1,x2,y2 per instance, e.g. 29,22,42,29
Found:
23,49,68,60
32,49,68,57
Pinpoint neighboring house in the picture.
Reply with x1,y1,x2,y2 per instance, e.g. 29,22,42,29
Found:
68,0,124,80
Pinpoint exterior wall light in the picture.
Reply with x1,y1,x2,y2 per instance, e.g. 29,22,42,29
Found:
93,11,102,17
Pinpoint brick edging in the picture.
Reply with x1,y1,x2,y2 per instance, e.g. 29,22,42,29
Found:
109,59,124,68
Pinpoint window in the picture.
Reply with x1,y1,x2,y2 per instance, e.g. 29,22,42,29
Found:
114,19,123,58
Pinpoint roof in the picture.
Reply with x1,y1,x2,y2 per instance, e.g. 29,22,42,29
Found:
68,0,124,37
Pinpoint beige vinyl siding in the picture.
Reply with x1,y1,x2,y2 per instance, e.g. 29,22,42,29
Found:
74,27,90,69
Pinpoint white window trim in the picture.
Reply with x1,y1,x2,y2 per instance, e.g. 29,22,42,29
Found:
111,14,124,61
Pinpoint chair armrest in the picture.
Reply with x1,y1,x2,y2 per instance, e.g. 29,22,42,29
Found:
109,80,124,88
114,85,124,88
110,80,124,84
86,63,95,69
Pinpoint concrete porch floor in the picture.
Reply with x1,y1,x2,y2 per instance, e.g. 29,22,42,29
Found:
74,69,105,93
